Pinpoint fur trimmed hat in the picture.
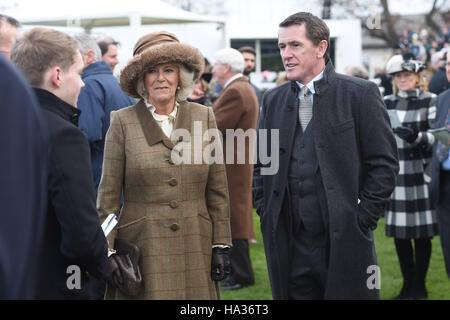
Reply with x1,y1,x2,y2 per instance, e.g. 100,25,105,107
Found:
120,31,204,99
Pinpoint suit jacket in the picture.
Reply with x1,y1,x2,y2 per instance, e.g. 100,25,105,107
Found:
98,100,231,300
253,61,399,299
212,76,259,240
34,88,109,299
0,56,48,299
430,89,450,205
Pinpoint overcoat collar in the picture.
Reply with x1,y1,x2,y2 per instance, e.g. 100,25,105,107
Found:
135,99,192,149
34,88,81,126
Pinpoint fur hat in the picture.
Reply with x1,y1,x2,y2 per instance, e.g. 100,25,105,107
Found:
120,31,204,99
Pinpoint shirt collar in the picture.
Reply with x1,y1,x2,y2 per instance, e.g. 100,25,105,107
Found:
295,68,325,95
224,73,244,89
145,100,179,122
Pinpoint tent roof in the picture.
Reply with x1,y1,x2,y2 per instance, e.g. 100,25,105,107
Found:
7,0,225,28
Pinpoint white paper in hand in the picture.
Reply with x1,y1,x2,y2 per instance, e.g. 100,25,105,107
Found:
101,213,118,237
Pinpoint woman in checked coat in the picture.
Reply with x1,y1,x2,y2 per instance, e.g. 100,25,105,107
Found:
97,31,232,300
384,53,438,300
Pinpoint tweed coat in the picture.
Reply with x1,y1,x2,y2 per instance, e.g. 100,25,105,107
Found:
212,76,259,240
253,61,399,299
384,89,438,239
97,100,231,300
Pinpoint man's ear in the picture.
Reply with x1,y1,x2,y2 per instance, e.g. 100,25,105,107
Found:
87,50,96,64
49,66,62,88
317,40,328,59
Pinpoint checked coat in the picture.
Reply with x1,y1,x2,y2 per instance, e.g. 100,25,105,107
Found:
384,89,439,239
97,100,232,300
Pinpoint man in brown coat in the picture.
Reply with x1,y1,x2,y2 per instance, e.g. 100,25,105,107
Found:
212,48,259,290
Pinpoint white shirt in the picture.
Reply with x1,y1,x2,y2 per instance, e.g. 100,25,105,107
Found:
295,68,325,105
145,100,179,138
224,73,244,89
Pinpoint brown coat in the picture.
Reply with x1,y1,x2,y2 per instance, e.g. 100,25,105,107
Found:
97,100,231,300
212,77,259,239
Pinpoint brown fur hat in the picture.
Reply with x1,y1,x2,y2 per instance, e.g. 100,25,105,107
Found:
120,31,204,99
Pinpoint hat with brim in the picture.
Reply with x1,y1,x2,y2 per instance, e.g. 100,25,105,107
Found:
120,31,204,99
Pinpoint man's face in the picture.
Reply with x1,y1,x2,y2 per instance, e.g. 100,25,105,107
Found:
212,62,228,87
0,23,19,60
58,51,85,107
242,52,256,76
446,53,450,83
102,44,119,72
278,24,326,84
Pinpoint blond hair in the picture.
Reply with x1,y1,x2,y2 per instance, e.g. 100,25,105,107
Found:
11,27,79,87
392,71,428,94
136,63,194,102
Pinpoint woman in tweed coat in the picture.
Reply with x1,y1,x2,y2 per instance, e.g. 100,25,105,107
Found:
97,31,232,300
384,53,437,300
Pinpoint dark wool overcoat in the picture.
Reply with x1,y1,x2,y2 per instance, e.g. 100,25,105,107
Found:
253,62,399,300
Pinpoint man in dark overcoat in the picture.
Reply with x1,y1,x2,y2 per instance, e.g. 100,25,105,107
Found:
11,27,119,299
253,12,399,299
430,52,450,278
0,54,48,299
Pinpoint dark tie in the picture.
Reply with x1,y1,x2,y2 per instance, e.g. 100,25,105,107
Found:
299,86,312,132
436,108,449,162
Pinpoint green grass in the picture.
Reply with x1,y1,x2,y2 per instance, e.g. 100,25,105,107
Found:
221,210,450,300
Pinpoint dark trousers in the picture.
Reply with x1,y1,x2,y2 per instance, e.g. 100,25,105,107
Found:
228,239,255,285
437,170,450,278
288,221,328,300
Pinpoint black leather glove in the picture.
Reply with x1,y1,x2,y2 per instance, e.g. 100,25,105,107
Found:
393,126,419,144
357,207,378,234
211,247,231,281
104,255,124,288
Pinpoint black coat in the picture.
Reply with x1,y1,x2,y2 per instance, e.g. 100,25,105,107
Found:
0,56,48,299
34,88,109,299
430,89,450,205
253,62,399,299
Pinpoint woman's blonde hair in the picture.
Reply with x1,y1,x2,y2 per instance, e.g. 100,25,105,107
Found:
392,71,428,94
136,63,195,102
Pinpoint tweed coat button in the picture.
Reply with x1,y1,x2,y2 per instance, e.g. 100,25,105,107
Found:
170,223,179,231
169,178,178,186
169,200,179,208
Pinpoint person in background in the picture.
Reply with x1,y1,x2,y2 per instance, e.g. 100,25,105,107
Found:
384,53,438,300
238,46,262,107
11,27,121,299
74,33,134,194
0,54,48,299
430,51,450,280
212,47,258,291
429,51,449,95
98,31,232,300
97,37,120,73
0,14,20,60
345,64,369,80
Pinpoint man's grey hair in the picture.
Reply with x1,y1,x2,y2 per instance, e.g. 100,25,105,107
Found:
214,48,244,73
73,33,102,62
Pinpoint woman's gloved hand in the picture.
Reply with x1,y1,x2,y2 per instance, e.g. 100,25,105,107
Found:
211,247,231,281
393,126,419,143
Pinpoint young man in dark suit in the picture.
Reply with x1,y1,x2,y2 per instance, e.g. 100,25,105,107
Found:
11,27,121,299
